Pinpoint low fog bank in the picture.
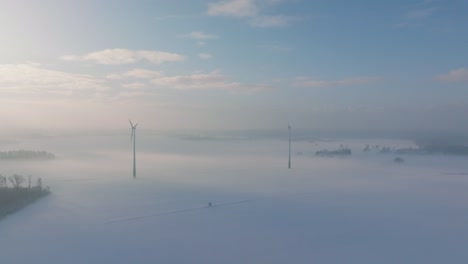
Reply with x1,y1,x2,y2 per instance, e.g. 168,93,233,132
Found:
1,132,468,263
3,128,468,145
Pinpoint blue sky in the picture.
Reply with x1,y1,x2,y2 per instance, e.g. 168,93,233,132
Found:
0,0,467,132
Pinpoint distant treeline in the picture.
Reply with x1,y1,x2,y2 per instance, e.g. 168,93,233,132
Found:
422,145,468,155
0,150,55,160
316,147,352,157
0,174,50,220
364,144,468,156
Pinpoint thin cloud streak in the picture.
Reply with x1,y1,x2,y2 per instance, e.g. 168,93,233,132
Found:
294,77,381,88
199,53,213,60
0,63,109,97
406,7,438,19
151,71,269,92
396,3,440,28
106,69,164,80
186,31,219,40
435,68,468,82
207,0,294,27
121,82,147,89
61,49,186,65
207,0,259,17
124,69,164,79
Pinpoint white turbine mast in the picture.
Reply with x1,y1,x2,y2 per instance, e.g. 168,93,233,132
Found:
129,120,138,178
288,123,292,169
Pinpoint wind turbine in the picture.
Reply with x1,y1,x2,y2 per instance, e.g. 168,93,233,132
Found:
129,120,138,178
288,123,292,169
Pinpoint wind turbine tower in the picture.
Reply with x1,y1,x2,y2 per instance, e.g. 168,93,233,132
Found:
129,120,139,178
288,124,292,169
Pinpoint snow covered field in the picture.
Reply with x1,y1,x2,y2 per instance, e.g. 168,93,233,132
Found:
1,133,468,263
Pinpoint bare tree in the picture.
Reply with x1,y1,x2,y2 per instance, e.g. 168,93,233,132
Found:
36,177,43,190
8,174,25,189
0,174,6,188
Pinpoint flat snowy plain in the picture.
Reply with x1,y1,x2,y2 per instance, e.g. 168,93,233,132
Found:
1,133,468,264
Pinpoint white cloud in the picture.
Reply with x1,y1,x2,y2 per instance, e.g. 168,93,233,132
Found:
115,90,149,98
294,77,380,88
61,49,186,65
84,49,139,64
124,69,164,79
151,71,268,92
106,68,163,80
207,0,258,17
136,50,185,64
187,31,219,40
0,63,109,96
199,53,213,60
207,0,292,27
435,68,468,82
106,73,124,80
59,55,81,61
121,82,147,89
151,71,233,90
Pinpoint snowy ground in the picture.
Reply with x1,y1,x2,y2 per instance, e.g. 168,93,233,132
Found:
1,133,468,263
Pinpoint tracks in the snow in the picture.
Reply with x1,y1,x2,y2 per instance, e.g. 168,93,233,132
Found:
105,199,252,224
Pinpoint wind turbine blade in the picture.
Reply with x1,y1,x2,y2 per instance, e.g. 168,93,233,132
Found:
131,129,134,141
135,123,139,128
129,120,133,127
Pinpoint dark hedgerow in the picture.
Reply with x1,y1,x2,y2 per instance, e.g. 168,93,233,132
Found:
0,174,50,220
